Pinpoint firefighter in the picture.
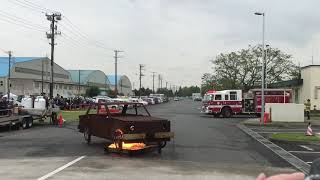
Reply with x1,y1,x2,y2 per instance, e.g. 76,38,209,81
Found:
304,99,311,120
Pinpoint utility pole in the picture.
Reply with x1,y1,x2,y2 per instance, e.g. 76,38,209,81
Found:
114,50,123,96
158,74,161,92
312,45,314,65
152,72,156,93
160,76,163,89
6,51,12,102
120,79,123,94
78,70,81,95
46,12,61,99
166,81,168,89
139,64,145,98
41,59,44,95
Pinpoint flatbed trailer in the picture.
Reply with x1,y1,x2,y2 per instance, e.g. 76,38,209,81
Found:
0,109,33,129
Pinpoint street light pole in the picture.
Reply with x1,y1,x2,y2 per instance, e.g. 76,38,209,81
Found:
265,44,270,88
255,12,265,121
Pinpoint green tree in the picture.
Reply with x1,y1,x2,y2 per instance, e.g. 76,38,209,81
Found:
86,86,101,97
157,88,174,97
133,88,153,96
206,45,299,91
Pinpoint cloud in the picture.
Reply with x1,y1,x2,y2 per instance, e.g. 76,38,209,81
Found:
0,0,320,88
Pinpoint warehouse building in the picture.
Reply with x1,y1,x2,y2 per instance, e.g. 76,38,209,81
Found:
106,75,133,96
0,57,87,97
68,70,110,96
0,57,133,98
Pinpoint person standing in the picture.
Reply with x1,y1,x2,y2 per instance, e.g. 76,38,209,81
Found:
304,99,311,120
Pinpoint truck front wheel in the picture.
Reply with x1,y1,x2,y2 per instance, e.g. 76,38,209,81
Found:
222,107,232,118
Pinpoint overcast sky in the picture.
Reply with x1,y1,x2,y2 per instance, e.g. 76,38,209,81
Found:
0,0,319,89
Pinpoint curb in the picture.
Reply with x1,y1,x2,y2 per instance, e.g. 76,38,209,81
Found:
241,121,320,128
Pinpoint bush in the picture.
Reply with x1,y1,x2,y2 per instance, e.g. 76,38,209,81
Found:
85,86,100,97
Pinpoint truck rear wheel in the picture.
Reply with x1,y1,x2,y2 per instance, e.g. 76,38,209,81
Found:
84,127,91,144
222,107,232,118
21,118,27,129
27,118,33,128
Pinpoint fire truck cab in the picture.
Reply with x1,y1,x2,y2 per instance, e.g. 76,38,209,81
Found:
202,89,291,118
202,90,242,118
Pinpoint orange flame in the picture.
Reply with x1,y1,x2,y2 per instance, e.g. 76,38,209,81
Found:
108,142,146,151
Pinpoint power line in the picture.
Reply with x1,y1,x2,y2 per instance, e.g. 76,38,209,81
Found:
7,0,115,52
59,35,113,57
0,10,47,30
59,24,112,55
20,0,58,13
8,0,46,14
0,16,45,32
61,16,114,51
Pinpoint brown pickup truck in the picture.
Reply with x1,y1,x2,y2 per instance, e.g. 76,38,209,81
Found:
78,102,173,153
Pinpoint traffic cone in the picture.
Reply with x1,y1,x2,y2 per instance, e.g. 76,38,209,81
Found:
306,123,313,136
58,114,64,128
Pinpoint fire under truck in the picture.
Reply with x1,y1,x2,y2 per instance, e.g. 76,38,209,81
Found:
202,89,291,118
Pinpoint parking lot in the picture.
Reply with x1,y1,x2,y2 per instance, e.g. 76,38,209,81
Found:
0,100,296,179
247,126,320,167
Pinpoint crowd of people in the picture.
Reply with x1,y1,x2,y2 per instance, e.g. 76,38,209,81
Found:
53,94,94,110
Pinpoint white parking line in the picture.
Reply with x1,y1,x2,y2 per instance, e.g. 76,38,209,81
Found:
256,132,305,134
37,156,86,180
289,151,320,154
300,145,314,151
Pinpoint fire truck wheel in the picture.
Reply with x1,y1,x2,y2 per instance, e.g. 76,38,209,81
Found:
213,113,220,118
222,107,232,118
84,127,91,144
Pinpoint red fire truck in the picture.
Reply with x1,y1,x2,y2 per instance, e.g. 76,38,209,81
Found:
202,89,291,118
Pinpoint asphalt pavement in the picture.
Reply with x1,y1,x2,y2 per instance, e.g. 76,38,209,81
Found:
247,125,320,168
0,99,296,179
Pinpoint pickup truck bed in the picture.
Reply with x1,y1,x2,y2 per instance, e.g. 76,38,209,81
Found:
112,114,166,122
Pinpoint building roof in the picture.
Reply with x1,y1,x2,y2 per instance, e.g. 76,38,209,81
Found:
106,75,123,85
68,70,98,84
301,65,320,69
68,69,108,84
0,57,45,77
268,79,303,88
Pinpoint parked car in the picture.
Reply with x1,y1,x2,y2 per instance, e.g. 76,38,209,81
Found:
152,97,160,104
145,98,155,105
92,96,112,103
129,98,148,106
78,102,174,153
174,97,179,101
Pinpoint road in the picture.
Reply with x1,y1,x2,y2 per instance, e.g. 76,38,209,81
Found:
0,100,295,179
248,126,320,167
